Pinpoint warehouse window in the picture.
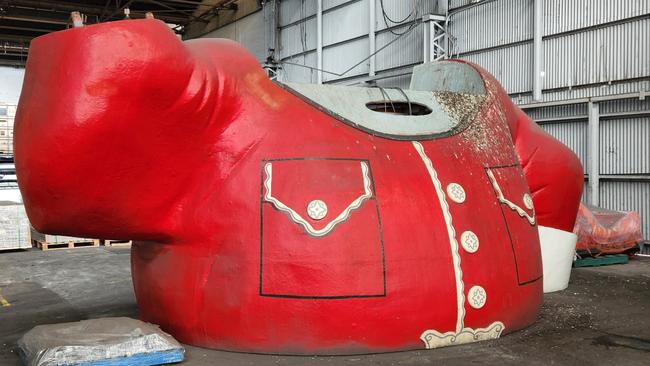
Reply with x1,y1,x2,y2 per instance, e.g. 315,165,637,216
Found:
0,108,6,116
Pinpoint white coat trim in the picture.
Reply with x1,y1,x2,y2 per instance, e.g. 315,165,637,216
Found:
420,321,505,349
414,142,506,348
412,141,465,333
539,225,577,293
263,161,372,237
486,168,536,225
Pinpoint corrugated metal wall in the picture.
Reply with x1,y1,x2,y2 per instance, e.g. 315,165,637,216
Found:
448,0,650,94
600,181,650,238
200,9,271,62
202,0,649,238
447,0,650,238
277,0,440,84
449,0,533,55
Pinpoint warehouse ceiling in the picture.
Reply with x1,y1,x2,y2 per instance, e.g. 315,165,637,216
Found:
0,0,240,67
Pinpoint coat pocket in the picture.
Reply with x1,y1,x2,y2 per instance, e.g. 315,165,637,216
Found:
260,158,386,298
487,166,542,285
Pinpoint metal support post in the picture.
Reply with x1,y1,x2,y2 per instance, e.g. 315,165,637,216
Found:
422,14,448,63
316,0,323,84
369,0,376,76
587,101,600,206
533,0,543,101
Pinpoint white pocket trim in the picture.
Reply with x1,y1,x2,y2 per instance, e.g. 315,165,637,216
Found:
486,168,536,225
263,161,373,237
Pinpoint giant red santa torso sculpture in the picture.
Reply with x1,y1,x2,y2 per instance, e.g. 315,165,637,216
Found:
14,20,583,354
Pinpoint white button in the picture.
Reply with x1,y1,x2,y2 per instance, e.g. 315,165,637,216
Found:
468,285,487,309
523,193,534,210
460,231,479,253
307,200,327,220
446,183,466,203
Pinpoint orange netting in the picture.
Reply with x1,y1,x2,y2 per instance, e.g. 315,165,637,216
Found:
573,203,643,255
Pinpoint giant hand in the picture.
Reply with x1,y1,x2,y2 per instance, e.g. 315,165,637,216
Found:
16,20,581,354
497,92,584,292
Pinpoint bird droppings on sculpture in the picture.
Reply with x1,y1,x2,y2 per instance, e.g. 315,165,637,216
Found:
14,19,584,355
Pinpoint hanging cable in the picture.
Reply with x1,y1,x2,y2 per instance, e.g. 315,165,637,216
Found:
379,0,415,24
280,17,420,78
279,0,424,80
377,86,397,113
380,0,422,36
391,87,413,115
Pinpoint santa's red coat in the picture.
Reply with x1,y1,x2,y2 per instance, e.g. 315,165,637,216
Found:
14,20,583,354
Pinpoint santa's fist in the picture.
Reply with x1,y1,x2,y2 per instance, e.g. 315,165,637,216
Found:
499,91,584,292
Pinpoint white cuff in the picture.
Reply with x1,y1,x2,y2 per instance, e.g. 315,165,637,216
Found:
538,225,578,293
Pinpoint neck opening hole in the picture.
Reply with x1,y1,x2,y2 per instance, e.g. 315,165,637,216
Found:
365,101,432,116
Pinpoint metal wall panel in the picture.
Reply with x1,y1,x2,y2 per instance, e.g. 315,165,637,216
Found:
279,17,318,58
599,97,650,114
514,79,650,105
375,74,412,89
328,73,370,85
323,38,371,81
325,0,362,10
375,23,423,72
600,117,650,175
449,0,533,54
600,181,650,237
280,0,317,27
543,18,650,90
526,104,588,120
323,0,369,46
461,42,533,94
280,52,318,83
449,0,476,9
540,122,588,173
202,11,267,61
543,0,650,36
375,0,437,32
278,0,438,83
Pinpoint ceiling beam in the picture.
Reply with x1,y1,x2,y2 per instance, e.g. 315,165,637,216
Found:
0,60,26,67
0,34,35,43
7,0,113,16
0,51,28,57
7,0,194,23
0,25,52,33
0,15,69,25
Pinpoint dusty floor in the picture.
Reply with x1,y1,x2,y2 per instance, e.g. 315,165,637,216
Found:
0,247,649,365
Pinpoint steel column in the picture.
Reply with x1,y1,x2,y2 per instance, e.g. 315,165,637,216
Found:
369,0,376,77
316,0,323,84
423,15,432,63
533,0,543,101
422,14,447,63
587,101,600,206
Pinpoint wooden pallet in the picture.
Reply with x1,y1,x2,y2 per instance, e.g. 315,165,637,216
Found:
103,239,132,248
32,238,100,251
574,254,629,268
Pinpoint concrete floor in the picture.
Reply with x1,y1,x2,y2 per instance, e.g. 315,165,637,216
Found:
1,247,649,365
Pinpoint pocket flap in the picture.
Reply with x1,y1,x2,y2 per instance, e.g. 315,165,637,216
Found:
263,159,373,237
487,168,536,225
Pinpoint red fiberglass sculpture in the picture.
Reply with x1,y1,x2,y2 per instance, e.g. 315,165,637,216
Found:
15,20,583,354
